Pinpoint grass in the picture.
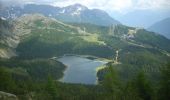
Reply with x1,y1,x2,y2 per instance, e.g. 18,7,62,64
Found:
79,34,106,45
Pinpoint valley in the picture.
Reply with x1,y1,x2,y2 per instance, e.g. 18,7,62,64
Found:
0,3,170,100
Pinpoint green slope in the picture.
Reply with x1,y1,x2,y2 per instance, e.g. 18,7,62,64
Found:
1,14,170,100
0,14,167,82
15,14,114,59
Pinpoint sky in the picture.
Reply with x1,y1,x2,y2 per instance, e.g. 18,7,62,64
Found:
1,0,170,14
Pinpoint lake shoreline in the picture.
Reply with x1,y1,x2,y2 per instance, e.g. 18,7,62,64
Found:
55,54,109,85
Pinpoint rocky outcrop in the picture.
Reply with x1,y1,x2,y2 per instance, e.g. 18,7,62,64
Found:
0,48,16,58
0,91,18,100
0,18,17,58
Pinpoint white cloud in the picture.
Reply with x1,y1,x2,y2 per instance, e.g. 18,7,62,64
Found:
135,0,170,10
51,0,170,13
52,0,133,13
1,0,170,13
105,0,133,11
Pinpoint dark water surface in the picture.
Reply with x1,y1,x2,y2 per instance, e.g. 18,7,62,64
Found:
58,56,107,84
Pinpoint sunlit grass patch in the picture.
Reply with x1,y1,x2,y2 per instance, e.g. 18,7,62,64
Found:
79,34,106,45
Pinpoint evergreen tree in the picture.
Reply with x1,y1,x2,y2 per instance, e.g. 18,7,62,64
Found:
102,66,121,99
0,67,16,93
122,81,143,100
46,75,59,100
158,63,170,100
133,71,153,100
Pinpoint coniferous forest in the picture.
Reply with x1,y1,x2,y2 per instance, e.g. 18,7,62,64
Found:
0,1,170,100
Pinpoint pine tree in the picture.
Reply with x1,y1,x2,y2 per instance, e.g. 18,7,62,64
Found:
122,81,143,100
133,71,153,100
158,63,170,100
102,66,121,99
46,75,58,100
0,67,16,93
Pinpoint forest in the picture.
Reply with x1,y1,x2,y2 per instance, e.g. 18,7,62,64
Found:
0,59,170,100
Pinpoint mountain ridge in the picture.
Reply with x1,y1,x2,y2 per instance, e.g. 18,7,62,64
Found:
0,3,120,26
1,14,170,59
148,17,170,39
114,10,170,28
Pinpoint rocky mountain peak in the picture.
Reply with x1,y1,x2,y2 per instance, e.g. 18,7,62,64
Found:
61,3,88,16
65,3,88,10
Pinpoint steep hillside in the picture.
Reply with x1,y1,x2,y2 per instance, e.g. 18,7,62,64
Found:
69,23,170,82
13,14,170,59
14,14,113,59
0,18,17,58
71,23,170,53
11,14,170,82
148,18,170,39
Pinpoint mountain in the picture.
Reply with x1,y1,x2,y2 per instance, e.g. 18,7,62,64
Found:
57,4,120,26
0,14,169,85
1,13,169,60
113,10,170,28
148,18,170,39
14,14,114,58
0,4,120,26
14,14,170,77
0,13,169,71
1,14,170,99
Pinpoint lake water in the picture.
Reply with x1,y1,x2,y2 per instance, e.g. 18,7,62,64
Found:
57,55,107,84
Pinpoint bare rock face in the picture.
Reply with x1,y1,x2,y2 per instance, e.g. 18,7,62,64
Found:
0,48,16,59
0,18,17,58
0,91,18,100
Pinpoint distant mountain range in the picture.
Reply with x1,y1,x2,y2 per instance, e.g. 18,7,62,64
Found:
0,4,120,26
148,18,170,39
113,10,170,28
